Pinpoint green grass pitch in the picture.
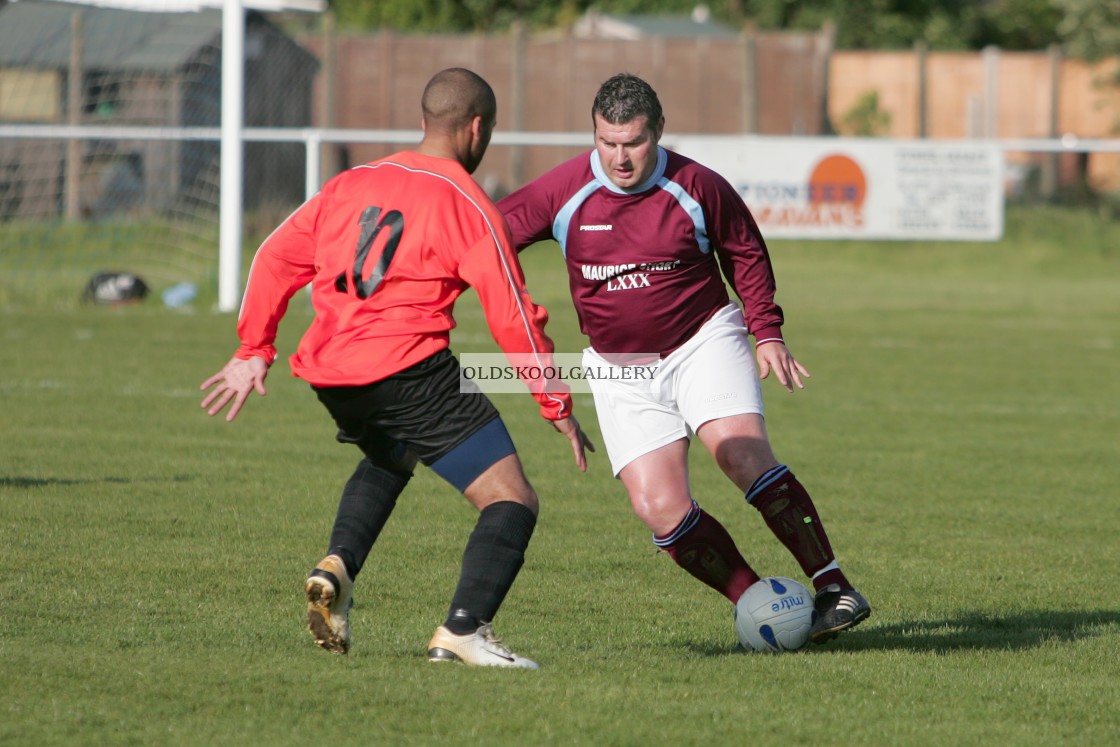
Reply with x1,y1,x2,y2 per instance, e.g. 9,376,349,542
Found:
1,205,1118,746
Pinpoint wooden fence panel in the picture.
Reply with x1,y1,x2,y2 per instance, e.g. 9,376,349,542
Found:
302,30,1118,192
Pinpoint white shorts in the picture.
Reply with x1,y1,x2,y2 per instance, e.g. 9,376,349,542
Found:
584,303,765,476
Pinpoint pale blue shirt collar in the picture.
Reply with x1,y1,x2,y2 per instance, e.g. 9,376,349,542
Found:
589,146,668,195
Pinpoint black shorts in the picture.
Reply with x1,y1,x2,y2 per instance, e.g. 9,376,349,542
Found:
313,349,516,492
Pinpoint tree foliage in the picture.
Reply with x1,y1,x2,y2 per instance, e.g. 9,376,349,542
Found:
326,0,1119,59
839,90,892,136
1053,0,1120,59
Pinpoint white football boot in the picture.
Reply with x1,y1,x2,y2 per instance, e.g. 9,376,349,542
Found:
427,623,539,669
305,554,353,654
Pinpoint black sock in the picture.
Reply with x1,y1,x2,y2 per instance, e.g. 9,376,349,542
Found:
444,501,537,634
328,458,411,579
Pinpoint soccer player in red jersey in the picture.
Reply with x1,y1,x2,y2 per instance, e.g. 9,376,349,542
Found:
499,73,870,644
200,68,592,668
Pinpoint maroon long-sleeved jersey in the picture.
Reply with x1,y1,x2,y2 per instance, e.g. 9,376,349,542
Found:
499,147,785,357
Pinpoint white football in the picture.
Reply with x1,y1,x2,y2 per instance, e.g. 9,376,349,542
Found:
734,577,816,653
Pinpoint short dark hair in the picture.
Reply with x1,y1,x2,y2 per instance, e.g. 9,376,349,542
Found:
592,73,663,128
422,67,496,132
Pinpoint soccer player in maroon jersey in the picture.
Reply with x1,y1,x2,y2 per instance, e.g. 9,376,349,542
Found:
499,73,870,644
200,68,592,668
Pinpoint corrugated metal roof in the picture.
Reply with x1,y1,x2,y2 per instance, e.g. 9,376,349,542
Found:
614,14,740,38
53,0,324,13
575,11,741,40
0,1,223,71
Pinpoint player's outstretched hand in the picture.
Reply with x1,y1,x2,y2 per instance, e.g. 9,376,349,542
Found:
756,342,811,393
552,415,595,472
200,356,270,422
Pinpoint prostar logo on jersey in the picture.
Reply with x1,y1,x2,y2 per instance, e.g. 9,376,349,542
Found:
579,224,613,231
580,260,681,292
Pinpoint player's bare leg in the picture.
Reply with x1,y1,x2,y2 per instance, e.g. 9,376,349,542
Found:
618,439,692,537
695,412,779,490
620,440,759,603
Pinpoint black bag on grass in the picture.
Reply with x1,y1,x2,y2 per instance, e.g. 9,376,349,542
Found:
82,271,150,305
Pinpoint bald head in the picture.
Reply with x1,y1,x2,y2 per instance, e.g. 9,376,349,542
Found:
418,68,497,173
421,68,496,134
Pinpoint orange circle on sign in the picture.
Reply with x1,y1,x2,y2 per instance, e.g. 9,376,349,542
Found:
808,155,866,207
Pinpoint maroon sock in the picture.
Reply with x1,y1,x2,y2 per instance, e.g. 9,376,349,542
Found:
654,500,760,603
747,466,851,591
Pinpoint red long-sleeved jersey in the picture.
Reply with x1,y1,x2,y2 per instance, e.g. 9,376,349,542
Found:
235,150,571,421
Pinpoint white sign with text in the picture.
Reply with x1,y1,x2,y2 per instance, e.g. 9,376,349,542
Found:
669,136,1004,241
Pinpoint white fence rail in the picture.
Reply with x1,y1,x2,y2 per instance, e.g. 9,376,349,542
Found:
3,123,1118,310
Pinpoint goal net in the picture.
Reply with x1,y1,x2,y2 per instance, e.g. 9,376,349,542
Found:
0,0,320,309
